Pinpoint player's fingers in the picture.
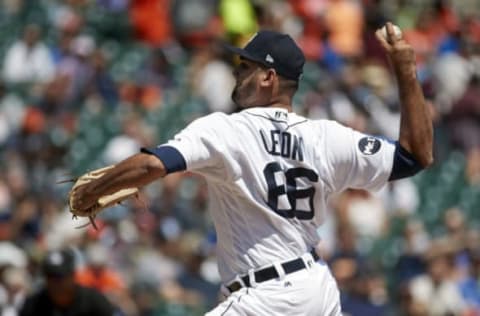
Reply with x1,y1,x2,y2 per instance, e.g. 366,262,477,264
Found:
375,29,391,51
385,22,398,44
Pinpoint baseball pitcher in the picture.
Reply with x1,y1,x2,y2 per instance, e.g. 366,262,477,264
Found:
69,23,433,315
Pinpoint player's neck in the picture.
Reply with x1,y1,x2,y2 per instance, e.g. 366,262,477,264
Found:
265,94,293,112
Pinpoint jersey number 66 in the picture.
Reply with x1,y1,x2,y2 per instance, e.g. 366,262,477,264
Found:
263,162,319,220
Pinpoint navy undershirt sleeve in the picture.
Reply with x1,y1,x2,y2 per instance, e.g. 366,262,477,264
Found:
141,146,186,174
389,142,424,181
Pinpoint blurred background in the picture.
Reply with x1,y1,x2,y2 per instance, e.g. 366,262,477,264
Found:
0,0,479,315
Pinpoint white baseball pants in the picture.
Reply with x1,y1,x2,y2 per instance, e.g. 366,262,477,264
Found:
206,259,341,316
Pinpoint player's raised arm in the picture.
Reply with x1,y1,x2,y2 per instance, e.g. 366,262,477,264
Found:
375,22,434,168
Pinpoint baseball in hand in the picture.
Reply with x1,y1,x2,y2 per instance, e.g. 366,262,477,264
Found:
381,24,402,40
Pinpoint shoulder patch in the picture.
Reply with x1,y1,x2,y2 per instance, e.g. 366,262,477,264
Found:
358,136,381,155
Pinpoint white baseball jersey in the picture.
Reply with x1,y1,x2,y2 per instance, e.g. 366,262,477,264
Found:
159,107,395,283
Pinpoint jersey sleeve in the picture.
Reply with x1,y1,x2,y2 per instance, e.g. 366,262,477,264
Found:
143,113,227,174
321,121,395,192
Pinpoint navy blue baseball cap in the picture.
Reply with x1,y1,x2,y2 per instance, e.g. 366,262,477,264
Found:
225,30,305,81
42,249,75,277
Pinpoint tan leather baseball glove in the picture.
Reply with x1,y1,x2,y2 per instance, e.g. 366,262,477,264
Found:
67,165,139,229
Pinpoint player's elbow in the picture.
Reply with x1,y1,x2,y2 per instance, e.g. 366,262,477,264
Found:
419,154,434,168
419,128,434,168
389,143,433,181
415,145,434,168
399,140,434,169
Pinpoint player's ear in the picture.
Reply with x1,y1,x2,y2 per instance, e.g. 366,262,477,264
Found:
260,69,276,88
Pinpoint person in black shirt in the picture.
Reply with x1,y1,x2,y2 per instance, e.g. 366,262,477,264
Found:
20,248,115,316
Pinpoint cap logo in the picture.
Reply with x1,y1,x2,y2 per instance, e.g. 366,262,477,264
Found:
49,252,63,265
265,54,274,63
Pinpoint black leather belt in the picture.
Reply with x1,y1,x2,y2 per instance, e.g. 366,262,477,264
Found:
227,250,320,293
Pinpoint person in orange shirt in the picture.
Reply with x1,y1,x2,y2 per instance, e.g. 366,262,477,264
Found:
76,244,124,293
324,0,364,58
76,244,137,314
129,0,172,47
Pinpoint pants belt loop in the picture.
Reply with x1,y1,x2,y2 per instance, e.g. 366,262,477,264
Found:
248,269,258,288
273,261,286,280
301,252,315,270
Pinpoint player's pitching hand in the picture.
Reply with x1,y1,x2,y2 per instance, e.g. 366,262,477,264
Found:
375,22,416,75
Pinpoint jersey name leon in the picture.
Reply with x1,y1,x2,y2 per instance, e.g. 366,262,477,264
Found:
259,129,304,161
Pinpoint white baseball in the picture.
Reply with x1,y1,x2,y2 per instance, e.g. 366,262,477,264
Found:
381,24,402,40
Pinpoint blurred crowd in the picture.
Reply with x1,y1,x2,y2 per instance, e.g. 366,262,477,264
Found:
0,0,479,315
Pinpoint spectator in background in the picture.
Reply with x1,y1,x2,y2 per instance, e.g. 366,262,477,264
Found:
2,24,55,84
0,266,30,316
395,219,429,285
20,248,115,316
76,244,125,294
341,265,391,316
76,243,136,315
0,243,27,272
89,49,119,107
324,0,364,58
56,35,96,107
432,38,474,115
408,239,468,316
0,243,29,316
377,178,420,216
0,177,11,238
10,196,41,244
1,152,27,203
176,232,219,310
47,3,84,63
335,188,388,239
134,48,173,109
340,62,400,138
171,0,221,48
137,48,173,89
129,0,173,47
434,0,461,55
0,81,25,145
103,114,150,165
328,223,363,292
402,8,439,71
445,75,480,185
286,0,326,61
188,42,235,113
459,248,480,312
443,207,468,244
97,0,130,12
